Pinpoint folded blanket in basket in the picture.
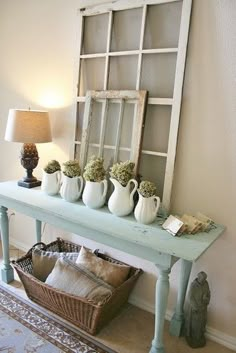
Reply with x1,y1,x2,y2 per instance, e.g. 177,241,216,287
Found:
45,256,114,304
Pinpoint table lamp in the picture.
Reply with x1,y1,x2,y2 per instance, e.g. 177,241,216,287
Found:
5,109,52,188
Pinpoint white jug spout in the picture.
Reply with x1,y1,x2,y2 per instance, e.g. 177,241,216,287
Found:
110,178,121,188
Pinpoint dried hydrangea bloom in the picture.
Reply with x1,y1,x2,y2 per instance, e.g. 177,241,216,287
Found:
109,160,135,186
83,155,106,182
138,180,157,198
43,160,61,174
63,160,81,178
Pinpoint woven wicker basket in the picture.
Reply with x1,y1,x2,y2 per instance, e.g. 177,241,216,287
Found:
12,238,142,335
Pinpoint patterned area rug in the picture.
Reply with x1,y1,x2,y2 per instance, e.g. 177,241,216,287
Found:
0,283,117,353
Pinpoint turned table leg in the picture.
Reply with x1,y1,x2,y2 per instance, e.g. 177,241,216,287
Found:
0,206,14,283
169,259,192,336
149,267,170,353
35,219,42,243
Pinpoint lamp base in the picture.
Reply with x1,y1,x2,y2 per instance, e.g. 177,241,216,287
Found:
18,179,41,188
18,143,41,189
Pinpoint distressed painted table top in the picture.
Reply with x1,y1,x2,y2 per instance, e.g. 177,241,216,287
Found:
0,181,225,264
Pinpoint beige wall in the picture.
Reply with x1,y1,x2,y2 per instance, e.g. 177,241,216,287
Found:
0,0,235,346
171,0,236,338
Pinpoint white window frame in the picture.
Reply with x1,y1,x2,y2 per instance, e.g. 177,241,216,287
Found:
72,0,192,211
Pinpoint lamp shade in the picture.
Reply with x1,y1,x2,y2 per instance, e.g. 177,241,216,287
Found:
5,109,52,143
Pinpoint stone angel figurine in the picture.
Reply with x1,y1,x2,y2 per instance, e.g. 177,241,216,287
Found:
185,271,211,348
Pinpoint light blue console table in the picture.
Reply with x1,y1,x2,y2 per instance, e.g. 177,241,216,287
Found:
0,181,225,353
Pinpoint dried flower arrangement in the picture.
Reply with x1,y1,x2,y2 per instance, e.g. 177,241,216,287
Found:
138,180,157,198
83,156,106,182
43,160,61,174
109,160,135,186
63,160,81,178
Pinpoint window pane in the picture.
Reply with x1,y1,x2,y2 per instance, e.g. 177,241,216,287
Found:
88,101,102,145
74,144,81,161
111,8,142,52
143,105,171,153
139,155,166,200
117,150,131,164
141,53,177,98
144,2,182,49
79,58,105,96
103,103,120,147
104,102,134,148
103,148,117,170
108,55,138,90
82,14,108,54
87,145,100,161
75,103,85,141
119,102,134,148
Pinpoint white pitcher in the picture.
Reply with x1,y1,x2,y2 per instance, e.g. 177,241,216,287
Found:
41,170,61,196
82,180,108,209
134,192,160,225
108,178,138,217
60,175,83,202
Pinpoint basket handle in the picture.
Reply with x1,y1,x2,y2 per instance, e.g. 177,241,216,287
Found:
12,241,47,264
32,242,47,250
24,241,47,256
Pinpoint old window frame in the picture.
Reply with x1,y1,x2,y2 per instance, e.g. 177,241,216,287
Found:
72,0,192,211
79,90,148,174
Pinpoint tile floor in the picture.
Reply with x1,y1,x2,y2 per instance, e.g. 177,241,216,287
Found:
0,242,234,353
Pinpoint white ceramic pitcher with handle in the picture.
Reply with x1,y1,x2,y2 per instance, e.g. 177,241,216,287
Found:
60,175,83,202
134,192,160,224
82,180,108,209
108,178,138,217
41,170,61,196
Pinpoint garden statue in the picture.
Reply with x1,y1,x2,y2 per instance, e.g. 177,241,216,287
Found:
185,271,211,348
